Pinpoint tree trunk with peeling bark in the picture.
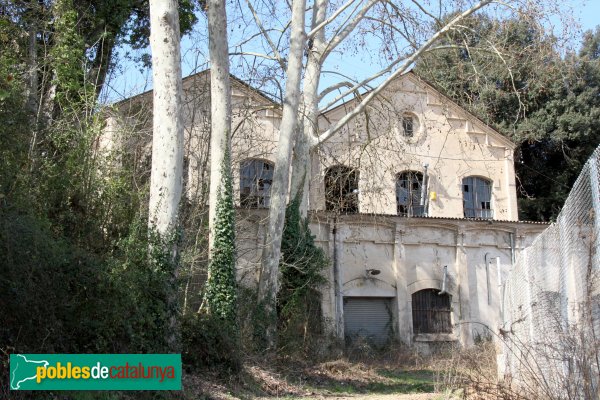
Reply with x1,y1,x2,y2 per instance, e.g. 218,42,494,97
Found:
257,0,307,349
207,0,232,257
147,0,184,351
290,0,328,217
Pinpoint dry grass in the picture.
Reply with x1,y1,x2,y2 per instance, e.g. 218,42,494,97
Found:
184,345,443,399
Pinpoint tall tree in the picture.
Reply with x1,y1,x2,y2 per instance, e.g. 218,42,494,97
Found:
207,0,232,256
203,0,238,327
3,0,197,121
147,0,184,351
516,28,600,220
257,0,307,349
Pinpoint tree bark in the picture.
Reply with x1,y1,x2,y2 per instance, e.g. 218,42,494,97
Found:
257,0,307,349
148,0,184,236
290,0,328,217
147,0,184,352
26,7,39,161
207,0,232,257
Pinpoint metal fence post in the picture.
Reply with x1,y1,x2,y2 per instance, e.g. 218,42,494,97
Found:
589,153,600,270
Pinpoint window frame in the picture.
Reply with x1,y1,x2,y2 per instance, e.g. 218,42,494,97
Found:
462,176,493,219
239,158,274,208
324,165,359,214
412,289,452,334
396,171,425,217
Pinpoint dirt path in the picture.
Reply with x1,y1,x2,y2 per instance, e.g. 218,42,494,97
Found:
255,394,444,400
322,395,441,400
343,396,441,400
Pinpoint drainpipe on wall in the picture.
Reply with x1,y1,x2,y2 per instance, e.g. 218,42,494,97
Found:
509,232,515,266
496,256,503,318
420,163,429,215
484,253,492,305
332,219,344,339
439,265,448,295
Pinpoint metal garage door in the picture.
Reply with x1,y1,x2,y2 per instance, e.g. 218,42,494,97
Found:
343,297,393,346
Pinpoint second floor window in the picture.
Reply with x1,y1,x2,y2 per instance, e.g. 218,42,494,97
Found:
396,171,425,217
324,165,359,213
462,176,493,219
240,159,274,208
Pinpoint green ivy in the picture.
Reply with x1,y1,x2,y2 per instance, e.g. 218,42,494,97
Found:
203,146,238,327
51,0,94,109
278,188,328,340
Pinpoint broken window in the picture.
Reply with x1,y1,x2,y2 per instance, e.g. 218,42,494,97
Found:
462,176,493,219
240,159,274,208
324,165,359,213
402,115,414,137
412,289,452,334
396,171,425,217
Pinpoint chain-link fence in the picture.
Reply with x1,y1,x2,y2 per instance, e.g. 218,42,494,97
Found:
501,145,600,399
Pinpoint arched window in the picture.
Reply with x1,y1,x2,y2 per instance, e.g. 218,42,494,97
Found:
396,171,425,217
462,176,493,219
412,289,452,334
240,159,274,208
324,165,359,213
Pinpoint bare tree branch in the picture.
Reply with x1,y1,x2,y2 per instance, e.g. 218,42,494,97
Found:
314,0,495,146
318,81,354,100
307,0,357,38
319,56,404,113
246,0,287,69
322,0,378,60
229,51,282,61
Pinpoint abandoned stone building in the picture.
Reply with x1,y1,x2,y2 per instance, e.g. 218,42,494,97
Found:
104,70,548,351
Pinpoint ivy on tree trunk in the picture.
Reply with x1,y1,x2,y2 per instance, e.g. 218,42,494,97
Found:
203,147,237,327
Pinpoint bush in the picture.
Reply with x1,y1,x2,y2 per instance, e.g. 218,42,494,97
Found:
181,313,241,373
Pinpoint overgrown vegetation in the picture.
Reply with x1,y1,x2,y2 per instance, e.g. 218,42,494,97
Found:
202,148,237,326
186,350,441,399
277,190,328,354
250,188,328,355
0,7,177,396
190,146,241,372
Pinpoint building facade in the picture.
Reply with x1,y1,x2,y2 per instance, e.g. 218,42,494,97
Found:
106,71,547,350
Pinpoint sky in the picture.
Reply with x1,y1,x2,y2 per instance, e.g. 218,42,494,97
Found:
573,0,600,35
100,0,600,105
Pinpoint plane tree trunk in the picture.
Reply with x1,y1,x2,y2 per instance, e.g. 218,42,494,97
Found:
257,0,307,350
147,0,184,351
207,0,232,257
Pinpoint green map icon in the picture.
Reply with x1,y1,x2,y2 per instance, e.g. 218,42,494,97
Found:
10,354,49,390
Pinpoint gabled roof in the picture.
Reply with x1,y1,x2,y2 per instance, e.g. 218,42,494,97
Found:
112,69,280,109
320,70,515,150
109,68,514,150
406,72,515,149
